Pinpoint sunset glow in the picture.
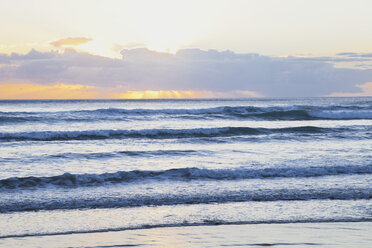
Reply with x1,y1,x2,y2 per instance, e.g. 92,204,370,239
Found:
0,83,214,99
110,90,207,99
0,0,372,98
1,1,372,246
0,83,99,99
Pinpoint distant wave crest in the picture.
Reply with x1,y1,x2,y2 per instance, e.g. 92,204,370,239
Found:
0,126,338,141
1,105,372,123
1,165,371,190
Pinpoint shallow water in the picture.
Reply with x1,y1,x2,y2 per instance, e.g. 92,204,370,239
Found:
1,222,372,248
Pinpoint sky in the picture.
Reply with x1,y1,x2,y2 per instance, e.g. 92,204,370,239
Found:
1,0,372,98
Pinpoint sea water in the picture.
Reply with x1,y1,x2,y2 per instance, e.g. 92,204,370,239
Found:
0,98,371,242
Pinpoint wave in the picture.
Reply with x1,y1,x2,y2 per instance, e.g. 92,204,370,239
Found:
0,116,42,123
0,126,345,141
1,165,371,190
49,149,203,159
1,105,372,123
0,149,204,166
1,186,371,213
309,110,372,119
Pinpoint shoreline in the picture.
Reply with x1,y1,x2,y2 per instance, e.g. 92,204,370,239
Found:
1,222,371,247
1,219,372,240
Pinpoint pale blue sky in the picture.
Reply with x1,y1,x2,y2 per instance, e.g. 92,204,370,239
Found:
1,0,372,57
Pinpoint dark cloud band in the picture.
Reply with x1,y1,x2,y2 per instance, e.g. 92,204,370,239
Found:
1,48,372,97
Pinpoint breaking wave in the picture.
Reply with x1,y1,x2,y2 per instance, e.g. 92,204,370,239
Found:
0,126,343,141
1,105,372,123
1,165,371,190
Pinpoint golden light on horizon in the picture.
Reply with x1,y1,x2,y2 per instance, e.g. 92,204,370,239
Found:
110,90,209,99
0,83,214,99
0,83,99,99
0,82,267,99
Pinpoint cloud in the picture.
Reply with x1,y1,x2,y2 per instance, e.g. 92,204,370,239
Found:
337,52,372,58
1,48,372,97
0,54,10,64
10,49,56,60
49,37,93,47
112,42,147,52
327,82,372,97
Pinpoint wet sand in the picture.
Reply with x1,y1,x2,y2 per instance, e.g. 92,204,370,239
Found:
1,222,371,248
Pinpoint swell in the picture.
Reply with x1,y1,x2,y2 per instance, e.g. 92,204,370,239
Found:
1,187,371,213
0,116,42,123
0,126,347,141
1,165,371,189
1,105,372,123
1,149,205,164
49,149,203,159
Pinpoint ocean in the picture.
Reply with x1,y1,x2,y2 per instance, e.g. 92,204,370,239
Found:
0,97,371,247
